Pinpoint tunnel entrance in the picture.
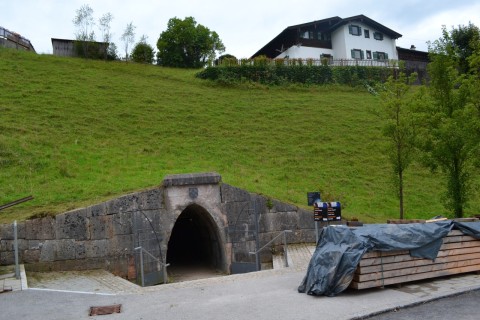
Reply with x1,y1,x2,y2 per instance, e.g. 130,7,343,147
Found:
166,204,224,281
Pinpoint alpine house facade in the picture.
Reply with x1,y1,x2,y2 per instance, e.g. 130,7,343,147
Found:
251,15,402,62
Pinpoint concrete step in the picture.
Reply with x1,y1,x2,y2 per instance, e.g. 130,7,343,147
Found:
272,244,315,270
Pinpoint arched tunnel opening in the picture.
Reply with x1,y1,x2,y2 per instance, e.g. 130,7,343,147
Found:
167,204,224,281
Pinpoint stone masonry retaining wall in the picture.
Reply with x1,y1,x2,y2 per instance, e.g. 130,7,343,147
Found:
0,173,315,279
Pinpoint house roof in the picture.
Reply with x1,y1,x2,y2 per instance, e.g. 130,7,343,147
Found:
396,46,429,62
329,15,402,39
251,16,341,58
251,15,402,58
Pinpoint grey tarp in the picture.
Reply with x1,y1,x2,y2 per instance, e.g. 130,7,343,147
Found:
453,221,480,239
298,221,457,296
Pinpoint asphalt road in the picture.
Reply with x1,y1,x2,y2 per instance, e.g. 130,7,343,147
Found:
367,289,480,320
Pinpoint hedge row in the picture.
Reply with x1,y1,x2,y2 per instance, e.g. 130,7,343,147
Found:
196,65,395,86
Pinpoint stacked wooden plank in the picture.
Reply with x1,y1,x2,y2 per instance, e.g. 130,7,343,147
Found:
350,230,480,289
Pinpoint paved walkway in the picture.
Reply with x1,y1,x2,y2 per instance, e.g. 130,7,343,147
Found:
0,264,26,293
273,243,315,269
1,246,480,319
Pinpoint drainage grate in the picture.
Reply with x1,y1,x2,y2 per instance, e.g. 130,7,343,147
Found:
89,304,122,316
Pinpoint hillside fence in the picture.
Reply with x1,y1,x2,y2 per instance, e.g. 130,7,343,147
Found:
0,26,35,52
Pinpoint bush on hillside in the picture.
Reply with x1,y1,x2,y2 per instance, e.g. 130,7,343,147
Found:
196,64,392,86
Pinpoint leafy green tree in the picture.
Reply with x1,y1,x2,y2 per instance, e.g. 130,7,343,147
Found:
131,36,155,64
379,68,418,219
431,23,480,74
107,42,119,61
419,32,480,217
73,40,103,59
156,17,225,68
216,54,237,66
449,23,480,74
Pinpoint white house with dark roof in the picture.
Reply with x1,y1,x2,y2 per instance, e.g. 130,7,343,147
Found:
251,15,402,62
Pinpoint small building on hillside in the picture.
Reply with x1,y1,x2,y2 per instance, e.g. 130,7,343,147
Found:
51,38,108,58
396,45,430,81
251,15,428,67
0,26,35,52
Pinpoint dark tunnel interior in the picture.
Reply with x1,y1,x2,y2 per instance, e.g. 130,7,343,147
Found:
166,204,223,271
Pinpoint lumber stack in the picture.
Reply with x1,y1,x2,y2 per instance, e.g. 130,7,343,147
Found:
350,230,480,289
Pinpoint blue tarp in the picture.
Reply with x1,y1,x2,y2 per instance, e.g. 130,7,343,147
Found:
298,221,479,297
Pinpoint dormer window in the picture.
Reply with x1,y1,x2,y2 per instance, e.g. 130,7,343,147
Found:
349,25,362,36
374,32,384,40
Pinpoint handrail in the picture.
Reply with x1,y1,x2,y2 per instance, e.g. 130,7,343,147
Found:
0,196,34,211
249,230,293,268
249,230,292,255
134,246,169,286
134,246,169,266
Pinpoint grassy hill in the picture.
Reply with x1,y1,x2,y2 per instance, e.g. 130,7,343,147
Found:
0,48,478,224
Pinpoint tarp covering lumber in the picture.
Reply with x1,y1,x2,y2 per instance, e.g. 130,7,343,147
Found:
298,221,479,296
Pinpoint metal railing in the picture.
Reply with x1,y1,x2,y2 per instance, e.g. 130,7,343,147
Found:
218,58,396,68
0,196,34,211
134,246,169,287
0,26,35,51
249,230,293,269
14,221,20,279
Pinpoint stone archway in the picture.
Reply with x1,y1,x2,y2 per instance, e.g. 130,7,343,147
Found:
166,204,225,280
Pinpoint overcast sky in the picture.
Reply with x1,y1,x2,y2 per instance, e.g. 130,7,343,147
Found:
2,1,480,58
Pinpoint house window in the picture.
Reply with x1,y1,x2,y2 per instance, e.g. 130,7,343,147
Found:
351,49,364,60
373,51,388,60
349,25,362,36
374,32,384,40
366,50,372,59
317,32,331,41
301,30,315,39
364,30,370,38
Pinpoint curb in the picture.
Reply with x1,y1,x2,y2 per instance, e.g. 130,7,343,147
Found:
20,264,28,290
350,284,480,319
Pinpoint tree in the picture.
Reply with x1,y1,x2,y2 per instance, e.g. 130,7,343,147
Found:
107,42,119,61
98,12,113,60
131,36,155,64
73,4,95,58
156,17,225,68
379,68,418,219
216,54,237,66
419,28,480,217
121,22,136,61
73,4,95,41
431,23,480,74
449,23,480,75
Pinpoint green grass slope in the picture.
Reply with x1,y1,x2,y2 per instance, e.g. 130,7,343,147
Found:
0,48,478,223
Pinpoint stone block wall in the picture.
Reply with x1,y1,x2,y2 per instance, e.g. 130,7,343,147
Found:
1,173,316,277
0,194,144,277
220,183,315,264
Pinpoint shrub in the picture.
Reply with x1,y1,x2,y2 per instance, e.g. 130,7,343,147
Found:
196,62,391,86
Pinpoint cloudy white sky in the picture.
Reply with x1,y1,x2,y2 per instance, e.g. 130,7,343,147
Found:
2,1,480,58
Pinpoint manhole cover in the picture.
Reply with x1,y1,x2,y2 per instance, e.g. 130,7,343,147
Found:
89,304,122,316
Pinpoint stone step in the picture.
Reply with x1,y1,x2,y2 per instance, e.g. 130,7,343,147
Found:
272,244,315,270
